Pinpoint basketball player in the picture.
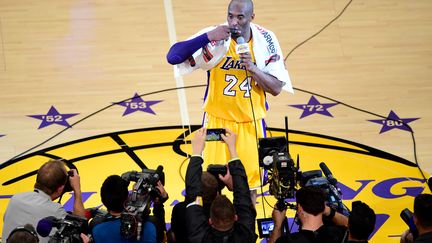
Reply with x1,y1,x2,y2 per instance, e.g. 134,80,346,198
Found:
166,0,293,189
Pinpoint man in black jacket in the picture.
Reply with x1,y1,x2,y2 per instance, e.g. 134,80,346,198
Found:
401,193,432,243
170,170,218,243
269,186,347,243
184,128,257,243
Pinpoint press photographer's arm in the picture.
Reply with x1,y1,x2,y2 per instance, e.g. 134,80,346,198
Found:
185,128,206,204
323,205,348,226
222,128,257,235
68,169,86,217
268,208,286,243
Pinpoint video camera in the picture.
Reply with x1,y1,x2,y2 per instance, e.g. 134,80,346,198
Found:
36,214,88,243
257,136,348,237
258,136,299,210
120,166,164,241
300,162,348,215
258,136,347,211
256,117,348,238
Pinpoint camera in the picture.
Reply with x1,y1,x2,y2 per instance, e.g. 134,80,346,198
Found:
207,164,228,192
207,164,227,177
205,128,226,141
120,166,164,241
37,214,88,243
258,136,299,208
300,167,347,216
400,208,418,239
257,218,275,238
257,217,290,238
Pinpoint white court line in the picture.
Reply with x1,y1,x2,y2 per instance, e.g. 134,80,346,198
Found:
163,0,191,128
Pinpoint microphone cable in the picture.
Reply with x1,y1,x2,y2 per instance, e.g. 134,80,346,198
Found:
280,0,428,187
293,87,427,184
2,85,206,166
243,67,270,220
284,0,354,61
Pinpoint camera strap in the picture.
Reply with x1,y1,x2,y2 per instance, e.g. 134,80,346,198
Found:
89,213,119,231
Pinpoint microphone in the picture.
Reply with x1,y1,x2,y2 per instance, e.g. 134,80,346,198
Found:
319,162,338,186
156,165,165,185
235,36,250,56
36,216,59,237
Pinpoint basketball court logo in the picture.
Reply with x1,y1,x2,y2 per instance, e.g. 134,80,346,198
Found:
0,125,429,242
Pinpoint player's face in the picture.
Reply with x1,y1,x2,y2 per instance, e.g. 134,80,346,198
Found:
227,2,254,37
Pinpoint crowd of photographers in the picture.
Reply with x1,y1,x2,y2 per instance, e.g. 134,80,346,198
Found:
1,128,432,243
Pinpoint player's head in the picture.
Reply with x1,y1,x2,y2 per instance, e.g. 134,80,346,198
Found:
227,0,255,36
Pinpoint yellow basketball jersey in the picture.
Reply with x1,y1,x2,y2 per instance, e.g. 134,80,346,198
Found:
203,38,267,122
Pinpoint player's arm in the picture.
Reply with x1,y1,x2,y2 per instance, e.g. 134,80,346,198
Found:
166,25,230,65
241,54,283,96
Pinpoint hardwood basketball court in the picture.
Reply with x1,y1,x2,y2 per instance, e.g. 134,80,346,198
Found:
0,1,431,242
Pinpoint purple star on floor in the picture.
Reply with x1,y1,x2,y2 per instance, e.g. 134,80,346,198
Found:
289,96,338,119
0,135,4,138
116,93,163,116
27,106,79,129
368,110,419,134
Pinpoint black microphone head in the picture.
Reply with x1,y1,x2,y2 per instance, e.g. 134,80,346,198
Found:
319,162,337,185
319,162,331,176
156,165,165,185
236,36,245,44
36,216,57,237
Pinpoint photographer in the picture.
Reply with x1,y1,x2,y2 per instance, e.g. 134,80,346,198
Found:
6,224,39,243
170,171,218,243
185,128,257,243
91,175,162,243
344,201,376,243
401,193,432,243
2,160,85,243
269,186,347,243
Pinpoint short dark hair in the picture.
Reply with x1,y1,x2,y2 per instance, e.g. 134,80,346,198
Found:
295,186,326,216
210,195,236,231
7,224,39,243
414,193,432,227
349,201,376,240
201,172,218,203
34,160,68,195
101,175,129,213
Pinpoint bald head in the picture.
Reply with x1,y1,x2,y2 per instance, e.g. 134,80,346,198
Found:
229,0,254,16
227,0,255,39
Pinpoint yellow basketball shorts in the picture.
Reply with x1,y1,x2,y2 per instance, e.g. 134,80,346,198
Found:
202,113,266,189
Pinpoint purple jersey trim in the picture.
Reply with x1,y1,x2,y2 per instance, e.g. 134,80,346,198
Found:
262,119,267,138
203,71,211,104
